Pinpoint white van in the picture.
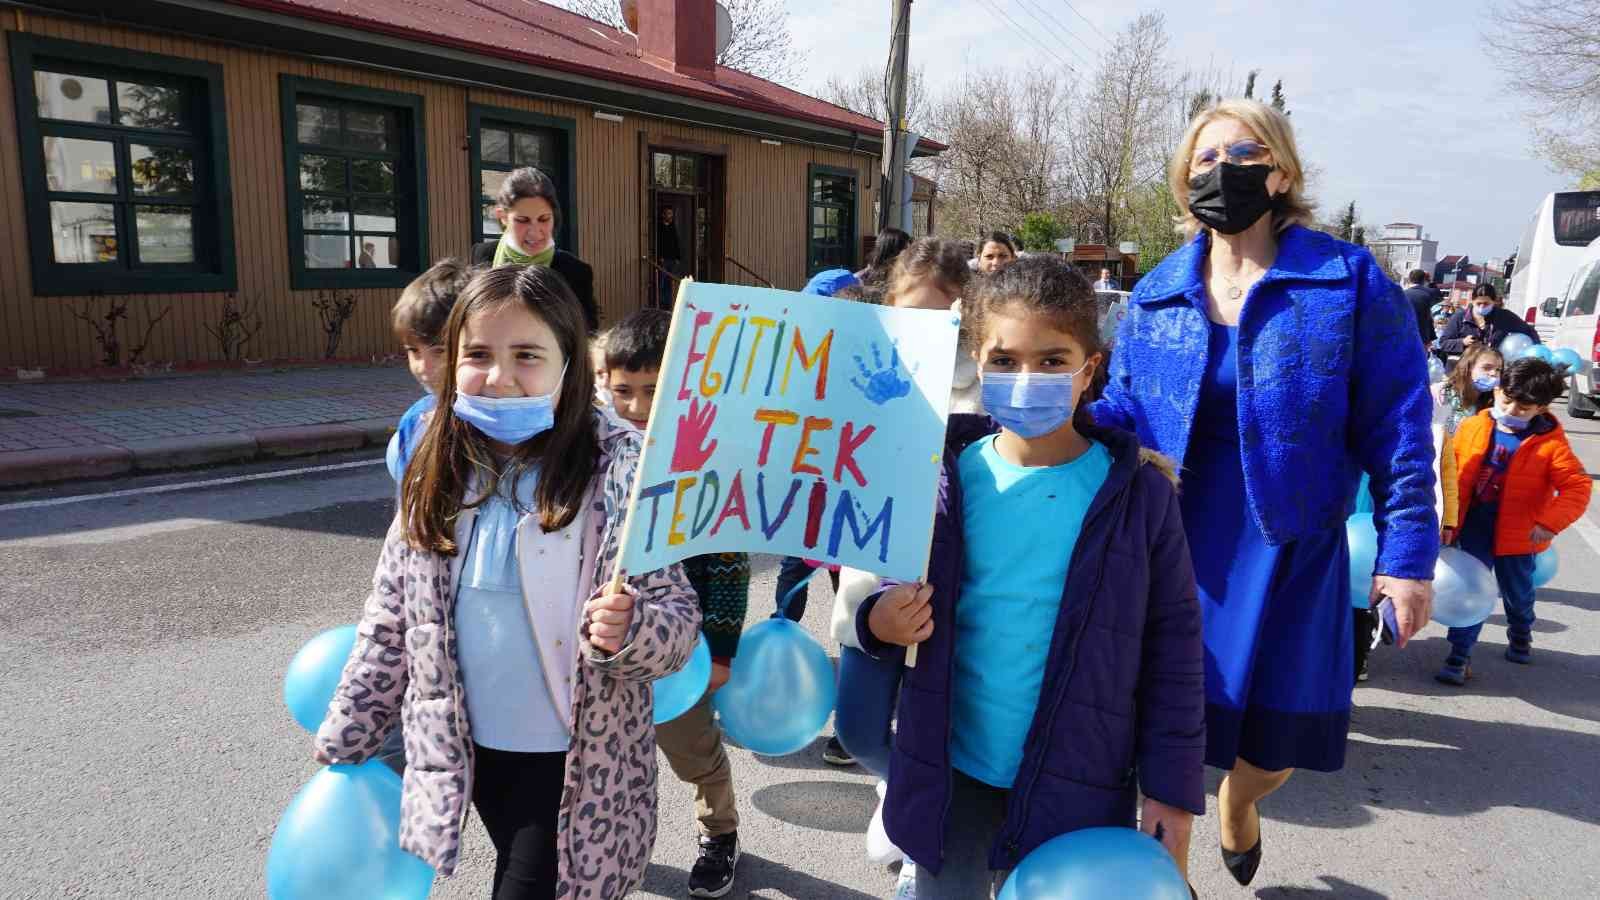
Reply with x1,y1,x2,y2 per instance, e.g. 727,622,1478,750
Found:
1549,235,1600,417
1508,190,1600,342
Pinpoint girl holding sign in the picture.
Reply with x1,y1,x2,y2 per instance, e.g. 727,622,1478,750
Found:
855,255,1205,899
313,265,700,900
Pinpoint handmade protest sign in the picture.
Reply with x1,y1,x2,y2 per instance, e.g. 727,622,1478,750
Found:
615,280,959,583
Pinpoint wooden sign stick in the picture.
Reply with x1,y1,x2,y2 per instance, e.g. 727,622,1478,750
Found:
606,277,696,596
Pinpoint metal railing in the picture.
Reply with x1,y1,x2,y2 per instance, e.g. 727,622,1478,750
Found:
724,256,774,288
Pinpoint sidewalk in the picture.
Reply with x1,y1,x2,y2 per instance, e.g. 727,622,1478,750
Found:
0,365,421,488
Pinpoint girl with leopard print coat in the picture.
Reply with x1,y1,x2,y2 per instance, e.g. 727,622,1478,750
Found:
314,265,699,900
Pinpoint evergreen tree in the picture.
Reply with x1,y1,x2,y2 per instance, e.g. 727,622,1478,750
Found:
1243,70,1258,99
1270,79,1289,115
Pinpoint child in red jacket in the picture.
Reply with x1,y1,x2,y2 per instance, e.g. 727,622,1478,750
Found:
1438,358,1592,684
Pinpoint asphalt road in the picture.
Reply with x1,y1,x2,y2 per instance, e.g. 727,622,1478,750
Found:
2,405,1598,900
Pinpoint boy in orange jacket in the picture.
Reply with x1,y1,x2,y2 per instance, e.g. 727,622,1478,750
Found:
1438,358,1592,684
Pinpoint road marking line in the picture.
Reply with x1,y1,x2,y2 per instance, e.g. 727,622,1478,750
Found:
1572,511,1600,560
0,458,384,512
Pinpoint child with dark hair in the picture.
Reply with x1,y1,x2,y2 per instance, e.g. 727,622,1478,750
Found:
1438,357,1592,684
602,308,751,898
387,258,474,483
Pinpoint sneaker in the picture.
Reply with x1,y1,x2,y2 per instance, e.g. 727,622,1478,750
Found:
1434,655,1471,686
1505,639,1533,665
822,735,856,766
688,832,739,898
892,861,917,900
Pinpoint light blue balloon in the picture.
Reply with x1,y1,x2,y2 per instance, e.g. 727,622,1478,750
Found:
266,760,435,900
713,618,836,756
1352,472,1374,514
1347,513,1378,609
1532,547,1559,588
1427,356,1446,385
1520,343,1554,364
997,827,1189,900
1552,348,1584,375
285,624,358,733
1499,333,1534,359
654,636,712,724
1432,547,1498,628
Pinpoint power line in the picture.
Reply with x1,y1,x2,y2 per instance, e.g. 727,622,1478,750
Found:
1059,0,1112,45
1011,0,1098,71
975,0,1078,74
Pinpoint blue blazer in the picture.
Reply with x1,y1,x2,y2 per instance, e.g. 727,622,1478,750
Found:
1088,226,1440,580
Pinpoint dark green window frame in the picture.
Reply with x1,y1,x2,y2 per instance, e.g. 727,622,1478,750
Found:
467,105,577,254
280,76,428,290
807,163,858,276
7,33,236,296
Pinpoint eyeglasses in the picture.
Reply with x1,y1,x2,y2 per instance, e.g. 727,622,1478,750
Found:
1191,139,1271,173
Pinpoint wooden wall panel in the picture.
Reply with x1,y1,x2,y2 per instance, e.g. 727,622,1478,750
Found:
0,11,883,369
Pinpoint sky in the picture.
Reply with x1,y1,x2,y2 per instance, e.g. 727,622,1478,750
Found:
783,0,1574,263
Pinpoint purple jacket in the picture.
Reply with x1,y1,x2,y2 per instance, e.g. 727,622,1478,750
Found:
855,415,1205,875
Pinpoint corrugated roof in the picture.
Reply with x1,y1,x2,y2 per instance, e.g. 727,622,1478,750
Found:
223,0,945,150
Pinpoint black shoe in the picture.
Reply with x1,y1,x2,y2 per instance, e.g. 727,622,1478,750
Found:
1220,806,1262,886
822,735,856,766
688,832,739,898
1355,654,1370,684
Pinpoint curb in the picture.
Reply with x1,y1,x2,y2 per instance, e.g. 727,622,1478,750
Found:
0,421,397,489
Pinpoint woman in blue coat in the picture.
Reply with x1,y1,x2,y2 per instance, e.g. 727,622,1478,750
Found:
1089,99,1439,887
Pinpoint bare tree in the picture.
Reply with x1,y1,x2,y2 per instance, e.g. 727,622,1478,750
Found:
1067,12,1179,247
1484,0,1600,183
821,64,931,132
552,0,804,84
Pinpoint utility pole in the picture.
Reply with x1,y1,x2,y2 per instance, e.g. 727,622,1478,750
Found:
879,0,911,234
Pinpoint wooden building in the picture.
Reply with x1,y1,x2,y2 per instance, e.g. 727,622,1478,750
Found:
0,0,941,372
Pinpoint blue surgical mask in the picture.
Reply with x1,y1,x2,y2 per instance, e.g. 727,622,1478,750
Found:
452,365,564,444
1474,303,1495,317
1472,375,1500,392
1491,407,1531,431
980,363,1089,438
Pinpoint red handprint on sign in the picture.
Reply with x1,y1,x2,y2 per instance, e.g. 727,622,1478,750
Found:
670,395,719,472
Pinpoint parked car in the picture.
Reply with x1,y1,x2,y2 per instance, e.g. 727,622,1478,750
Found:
1549,235,1600,417
1509,190,1600,342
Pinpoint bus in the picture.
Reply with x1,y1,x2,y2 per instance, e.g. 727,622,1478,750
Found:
1508,190,1600,342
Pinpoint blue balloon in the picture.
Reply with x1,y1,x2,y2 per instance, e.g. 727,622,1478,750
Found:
1532,547,1559,588
1347,513,1378,609
654,636,712,724
1499,333,1534,359
1352,472,1374,514
997,827,1189,900
1520,343,1554,364
285,624,358,733
1552,348,1584,375
266,760,435,900
1427,356,1446,385
713,618,836,756
1432,546,1497,628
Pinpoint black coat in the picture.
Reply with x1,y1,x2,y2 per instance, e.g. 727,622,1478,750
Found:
1436,306,1538,355
1403,284,1440,344
470,241,600,333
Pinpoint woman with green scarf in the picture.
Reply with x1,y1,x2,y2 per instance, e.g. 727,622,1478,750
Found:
471,167,600,332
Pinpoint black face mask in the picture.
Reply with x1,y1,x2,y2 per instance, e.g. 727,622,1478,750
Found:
1187,162,1279,235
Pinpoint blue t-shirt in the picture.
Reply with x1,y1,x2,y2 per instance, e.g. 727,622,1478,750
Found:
1472,426,1525,507
950,434,1112,788
386,393,435,482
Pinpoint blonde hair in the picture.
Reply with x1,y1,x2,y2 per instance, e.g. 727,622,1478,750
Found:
1168,98,1317,239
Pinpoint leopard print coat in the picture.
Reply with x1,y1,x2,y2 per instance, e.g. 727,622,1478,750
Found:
314,413,700,897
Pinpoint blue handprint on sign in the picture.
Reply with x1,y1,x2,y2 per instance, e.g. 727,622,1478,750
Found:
851,341,912,405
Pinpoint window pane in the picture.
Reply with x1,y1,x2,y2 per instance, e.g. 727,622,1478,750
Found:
49,201,118,263
674,155,696,190
344,109,392,152
42,137,117,193
299,154,346,192
305,234,351,269
481,201,502,236
303,195,349,231
652,152,673,187
354,197,396,232
356,234,399,269
351,159,395,194
480,168,509,204
296,103,341,146
482,128,511,164
130,145,195,196
34,71,111,123
116,81,187,130
514,131,551,167
134,205,194,263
